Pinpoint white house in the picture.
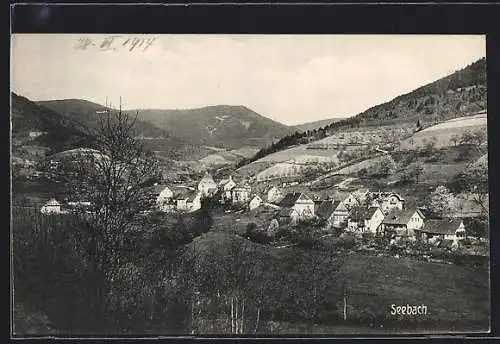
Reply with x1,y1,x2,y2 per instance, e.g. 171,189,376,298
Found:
187,192,203,212
150,185,174,211
40,198,62,215
267,186,283,204
279,192,315,219
249,195,263,210
29,131,48,138
330,192,360,211
331,201,351,227
370,192,405,214
347,206,385,234
416,219,466,244
381,208,425,237
232,182,252,205
198,173,218,197
219,176,237,200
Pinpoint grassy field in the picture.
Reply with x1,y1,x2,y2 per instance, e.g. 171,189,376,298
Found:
187,227,490,334
399,114,487,150
338,252,490,332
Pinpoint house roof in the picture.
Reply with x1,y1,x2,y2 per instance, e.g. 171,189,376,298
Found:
173,187,192,199
418,219,464,235
251,195,262,201
44,198,60,206
279,192,305,207
316,201,336,220
383,209,423,225
349,206,380,221
199,173,217,186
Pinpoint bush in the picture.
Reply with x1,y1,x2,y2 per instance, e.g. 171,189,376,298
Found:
338,233,356,250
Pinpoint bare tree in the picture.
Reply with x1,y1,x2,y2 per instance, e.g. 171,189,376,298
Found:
58,101,161,327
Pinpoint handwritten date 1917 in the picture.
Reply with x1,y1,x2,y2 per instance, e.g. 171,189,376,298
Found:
75,36,156,52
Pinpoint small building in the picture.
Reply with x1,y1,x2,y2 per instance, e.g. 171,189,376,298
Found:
347,206,385,234
370,192,405,214
381,208,425,237
249,195,263,211
331,201,351,227
416,219,466,244
218,176,237,201
174,188,193,211
279,192,315,219
40,198,62,215
149,184,174,211
267,186,284,204
352,188,370,205
232,182,252,205
187,192,203,212
198,173,218,197
29,131,48,138
329,191,360,211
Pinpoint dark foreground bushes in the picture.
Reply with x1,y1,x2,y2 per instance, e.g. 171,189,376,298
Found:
12,201,215,335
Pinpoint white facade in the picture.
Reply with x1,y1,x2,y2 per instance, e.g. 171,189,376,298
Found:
342,193,359,210
188,192,203,212
232,185,251,204
366,208,385,233
373,193,405,213
249,195,263,210
332,203,350,226
198,173,218,196
407,211,425,231
40,199,62,215
267,186,283,204
176,198,190,211
292,196,315,219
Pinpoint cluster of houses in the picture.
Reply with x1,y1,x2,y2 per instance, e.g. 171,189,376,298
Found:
268,188,467,246
38,170,468,246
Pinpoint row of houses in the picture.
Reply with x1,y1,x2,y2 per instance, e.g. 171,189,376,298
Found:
268,189,466,245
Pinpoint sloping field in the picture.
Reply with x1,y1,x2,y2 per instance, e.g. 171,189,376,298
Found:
255,145,340,163
199,154,232,167
229,147,261,159
399,114,487,150
254,155,339,182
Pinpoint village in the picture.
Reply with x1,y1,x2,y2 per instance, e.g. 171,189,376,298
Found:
37,165,489,263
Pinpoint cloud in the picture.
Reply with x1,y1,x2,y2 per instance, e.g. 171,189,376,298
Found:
11,34,485,125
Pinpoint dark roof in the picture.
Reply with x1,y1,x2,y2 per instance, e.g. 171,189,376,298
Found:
382,209,423,225
349,206,380,221
316,201,336,220
279,192,303,207
418,219,464,235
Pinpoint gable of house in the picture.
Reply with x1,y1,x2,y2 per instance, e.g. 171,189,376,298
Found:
383,209,422,227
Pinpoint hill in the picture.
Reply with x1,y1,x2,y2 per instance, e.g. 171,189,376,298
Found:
238,57,487,167
130,105,290,149
36,99,171,139
11,93,95,153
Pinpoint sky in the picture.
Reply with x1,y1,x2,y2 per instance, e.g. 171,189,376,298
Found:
11,34,485,125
